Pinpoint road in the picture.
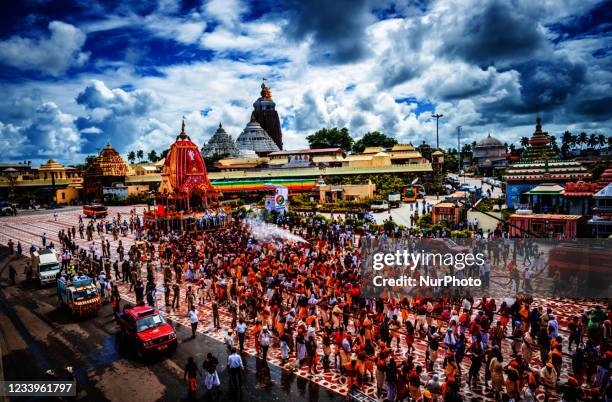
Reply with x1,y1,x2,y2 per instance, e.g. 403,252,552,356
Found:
0,249,341,402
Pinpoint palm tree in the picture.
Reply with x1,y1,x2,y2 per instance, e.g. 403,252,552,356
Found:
127,151,136,164
148,150,158,162
578,132,588,150
562,131,573,149
550,135,560,154
598,134,606,149
136,150,144,162
520,137,530,147
588,134,598,149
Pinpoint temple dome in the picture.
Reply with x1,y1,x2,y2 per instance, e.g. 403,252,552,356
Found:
202,123,239,157
236,118,280,156
476,133,503,148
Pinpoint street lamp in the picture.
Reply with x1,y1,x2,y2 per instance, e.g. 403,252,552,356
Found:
432,113,443,149
456,126,462,175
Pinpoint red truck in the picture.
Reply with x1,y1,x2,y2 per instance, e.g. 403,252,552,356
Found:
117,306,177,358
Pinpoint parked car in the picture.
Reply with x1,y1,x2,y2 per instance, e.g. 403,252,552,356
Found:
0,201,13,216
371,200,389,211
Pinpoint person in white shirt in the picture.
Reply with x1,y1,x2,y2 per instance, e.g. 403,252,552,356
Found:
259,328,271,364
236,319,247,353
227,349,243,389
188,307,198,338
225,331,234,354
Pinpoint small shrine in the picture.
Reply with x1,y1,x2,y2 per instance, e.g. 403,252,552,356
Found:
503,117,590,208
84,143,129,199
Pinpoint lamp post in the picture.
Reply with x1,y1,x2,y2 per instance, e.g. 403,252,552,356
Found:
456,126,462,175
432,113,443,149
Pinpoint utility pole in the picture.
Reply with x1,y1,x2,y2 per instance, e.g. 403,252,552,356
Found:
431,113,443,149
456,126,462,174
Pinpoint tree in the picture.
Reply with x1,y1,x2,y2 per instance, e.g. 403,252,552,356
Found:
588,134,598,149
306,127,353,152
598,134,606,149
127,151,136,164
520,137,530,147
147,150,159,162
562,131,573,150
352,131,398,153
136,150,144,162
549,135,560,154
160,148,170,160
578,132,588,150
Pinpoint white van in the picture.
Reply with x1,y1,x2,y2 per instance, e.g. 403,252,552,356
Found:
32,249,61,285
371,200,389,211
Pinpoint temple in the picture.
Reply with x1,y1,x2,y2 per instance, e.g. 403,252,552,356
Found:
251,81,283,150
158,119,217,210
201,123,239,157
503,117,591,208
473,133,507,174
84,143,129,199
236,116,280,157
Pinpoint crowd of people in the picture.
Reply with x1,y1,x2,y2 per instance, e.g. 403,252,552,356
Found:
7,206,611,401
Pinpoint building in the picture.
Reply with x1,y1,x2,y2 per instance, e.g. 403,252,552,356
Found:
84,144,129,199
235,117,280,157
432,201,465,225
0,159,82,205
201,123,239,157
267,148,344,168
508,213,587,238
473,133,507,174
251,81,283,150
317,182,376,203
389,144,428,164
589,183,612,238
503,117,590,208
561,181,598,216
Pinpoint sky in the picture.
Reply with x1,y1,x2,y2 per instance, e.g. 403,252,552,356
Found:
0,0,611,165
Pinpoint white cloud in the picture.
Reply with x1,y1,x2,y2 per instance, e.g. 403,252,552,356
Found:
0,21,89,76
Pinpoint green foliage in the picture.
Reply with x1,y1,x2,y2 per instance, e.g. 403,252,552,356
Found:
127,151,136,164
104,193,153,206
306,127,353,152
443,152,458,173
417,212,432,227
451,230,472,238
136,150,144,161
353,131,397,153
147,150,159,162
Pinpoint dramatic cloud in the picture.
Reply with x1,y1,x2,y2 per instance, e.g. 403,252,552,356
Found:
439,0,547,66
0,21,89,76
0,0,610,164
0,102,81,162
285,0,374,63
75,80,163,153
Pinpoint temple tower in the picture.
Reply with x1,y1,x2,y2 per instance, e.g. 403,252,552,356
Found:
251,80,283,150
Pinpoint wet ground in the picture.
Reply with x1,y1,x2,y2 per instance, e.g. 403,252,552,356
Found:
0,249,342,402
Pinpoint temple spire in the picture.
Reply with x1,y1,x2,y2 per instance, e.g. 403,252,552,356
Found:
179,116,188,140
